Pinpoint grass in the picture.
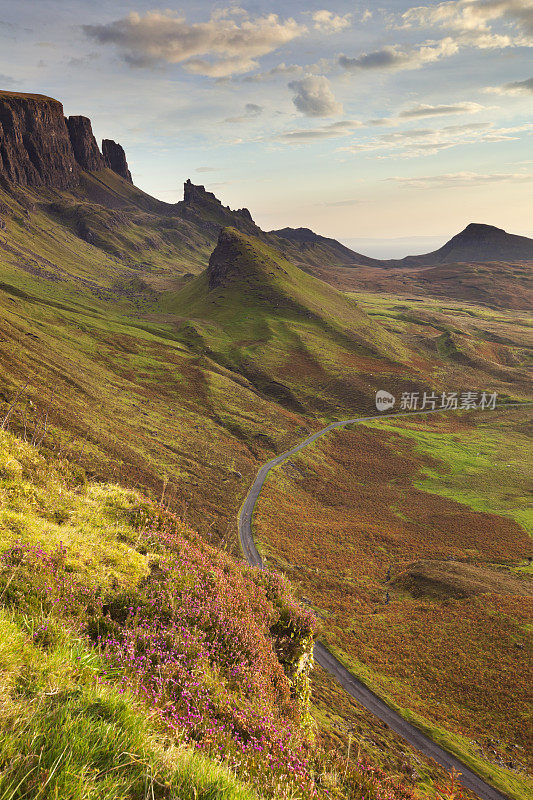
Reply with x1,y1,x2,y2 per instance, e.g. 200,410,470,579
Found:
362,413,533,535
0,609,259,800
0,428,446,800
321,642,533,800
253,411,533,797
0,429,322,799
1,161,532,800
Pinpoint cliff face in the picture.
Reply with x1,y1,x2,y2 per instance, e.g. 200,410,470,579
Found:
0,90,133,189
0,91,79,188
102,139,132,183
66,115,105,172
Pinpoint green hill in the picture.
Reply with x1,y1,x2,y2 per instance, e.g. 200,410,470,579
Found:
164,227,414,415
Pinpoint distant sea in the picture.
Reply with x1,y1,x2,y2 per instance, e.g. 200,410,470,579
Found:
341,236,447,260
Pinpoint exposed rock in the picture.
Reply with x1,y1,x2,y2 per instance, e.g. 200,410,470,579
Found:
0,90,79,188
237,207,253,222
66,115,105,171
207,227,245,289
102,139,132,183
183,178,219,206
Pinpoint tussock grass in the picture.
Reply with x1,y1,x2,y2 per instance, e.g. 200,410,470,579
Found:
0,610,258,800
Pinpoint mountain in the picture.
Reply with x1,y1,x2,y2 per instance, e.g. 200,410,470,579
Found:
268,226,381,269
0,90,131,187
164,226,419,416
388,223,533,266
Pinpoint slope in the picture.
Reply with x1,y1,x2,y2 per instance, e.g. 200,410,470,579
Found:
268,227,382,269
162,227,420,416
387,224,533,267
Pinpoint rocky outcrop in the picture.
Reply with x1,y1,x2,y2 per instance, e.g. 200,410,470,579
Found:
0,91,79,188
0,90,135,189
183,178,219,206
207,227,245,289
102,139,132,183
66,115,105,172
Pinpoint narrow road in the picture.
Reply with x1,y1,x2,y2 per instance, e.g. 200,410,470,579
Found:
238,406,529,800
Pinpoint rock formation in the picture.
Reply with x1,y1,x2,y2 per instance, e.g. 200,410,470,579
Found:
102,139,132,183
66,115,105,172
183,178,219,206
207,227,244,289
0,91,79,188
0,90,134,189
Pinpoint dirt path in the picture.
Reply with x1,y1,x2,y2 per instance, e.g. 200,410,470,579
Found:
238,407,530,800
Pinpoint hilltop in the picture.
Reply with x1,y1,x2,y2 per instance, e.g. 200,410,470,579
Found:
388,223,533,266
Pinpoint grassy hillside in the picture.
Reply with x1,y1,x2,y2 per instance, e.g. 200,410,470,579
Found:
254,408,533,800
1,157,532,800
309,261,533,312
0,428,446,800
0,428,313,798
162,227,427,416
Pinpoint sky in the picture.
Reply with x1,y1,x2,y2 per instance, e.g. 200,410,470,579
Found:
0,0,532,255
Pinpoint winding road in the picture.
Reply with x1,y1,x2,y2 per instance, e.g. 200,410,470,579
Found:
238,407,529,800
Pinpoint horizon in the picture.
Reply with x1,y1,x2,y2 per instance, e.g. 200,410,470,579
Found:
0,0,531,243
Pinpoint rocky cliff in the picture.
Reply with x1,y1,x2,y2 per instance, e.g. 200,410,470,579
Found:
66,115,105,172
0,91,79,188
0,90,133,188
102,139,132,183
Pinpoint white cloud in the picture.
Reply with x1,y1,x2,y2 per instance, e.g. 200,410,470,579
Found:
361,10,373,23
338,1,533,82
289,75,343,117
278,120,362,141
401,0,533,34
400,0,533,47
339,37,459,73
224,102,264,123
84,9,307,77
388,170,533,188
312,10,352,33
338,122,532,158
243,62,305,82
399,101,485,117
485,76,533,94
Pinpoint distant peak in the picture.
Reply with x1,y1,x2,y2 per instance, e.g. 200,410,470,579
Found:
183,179,221,206
460,223,506,236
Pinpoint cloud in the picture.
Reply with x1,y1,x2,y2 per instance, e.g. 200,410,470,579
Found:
388,170,533,188
224,102,264,123
339,38,458,73
243,62,304,82
485,76,533,94
83,9,306,77
361,10,373,23
338,122,532,158
278,120,362,141
337,1,533,83
196,167,220,173
401,0,533,35
312,10,352,33
289,75,343,117
400,0,533,48
399,102,484,118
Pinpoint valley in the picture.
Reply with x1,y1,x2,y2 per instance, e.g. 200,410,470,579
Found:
0,88,531,800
